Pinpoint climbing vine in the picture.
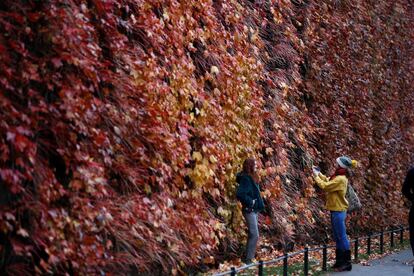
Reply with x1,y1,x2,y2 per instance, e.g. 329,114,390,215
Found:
0,0,412,274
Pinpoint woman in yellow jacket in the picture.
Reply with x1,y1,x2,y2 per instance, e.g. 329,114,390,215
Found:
313,156,358,272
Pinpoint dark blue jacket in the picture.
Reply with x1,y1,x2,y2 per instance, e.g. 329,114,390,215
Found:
402,167,414,202
236,172,265,212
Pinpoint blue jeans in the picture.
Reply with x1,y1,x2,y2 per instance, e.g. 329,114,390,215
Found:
331,211,350,250
243,211,259,260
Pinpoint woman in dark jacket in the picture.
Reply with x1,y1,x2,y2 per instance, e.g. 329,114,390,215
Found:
402,166,414,273
236,158,264,264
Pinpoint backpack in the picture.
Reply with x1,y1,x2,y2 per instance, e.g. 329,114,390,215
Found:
346,183,362,213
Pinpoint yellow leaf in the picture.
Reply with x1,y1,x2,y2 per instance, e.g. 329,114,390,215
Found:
211,188,220,197
192,151,202,162
209,155,218,163
265,147,274,155
261,189,272,199
17,228,29,237
203,256,215,264
210,66,219,75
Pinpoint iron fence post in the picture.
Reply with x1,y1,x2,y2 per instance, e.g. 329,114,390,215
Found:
367,234,371,255
283,253,288,276
216,225,409,276
304,247,309,276
258,260,264,276
354,238,359,261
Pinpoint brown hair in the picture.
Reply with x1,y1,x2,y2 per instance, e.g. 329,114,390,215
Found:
242,158,257,180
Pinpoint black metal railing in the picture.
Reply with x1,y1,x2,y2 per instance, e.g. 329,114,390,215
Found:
214,226,409,276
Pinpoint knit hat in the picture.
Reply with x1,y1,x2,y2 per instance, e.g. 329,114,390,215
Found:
336,156,358,169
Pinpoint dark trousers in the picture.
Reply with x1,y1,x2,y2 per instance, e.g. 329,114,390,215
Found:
243,211,259,260
330,211,350,250
410,207,414,255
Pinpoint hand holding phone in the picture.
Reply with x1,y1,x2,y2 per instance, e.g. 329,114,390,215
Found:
312,166,321,176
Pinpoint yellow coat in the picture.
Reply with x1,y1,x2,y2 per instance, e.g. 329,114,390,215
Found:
314,173,348,211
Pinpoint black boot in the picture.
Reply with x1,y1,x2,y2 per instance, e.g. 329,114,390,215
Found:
332,249,343,269
344,250,352,271
335,250,352,272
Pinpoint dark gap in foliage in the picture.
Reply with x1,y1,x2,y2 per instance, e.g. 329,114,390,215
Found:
96,81,114,100
227,46,235,56
212,0,228,32
266,56,290,71
152,5,163,19
259,23,279,44
291,0,307,8
204,79,214,93
29,80,58,104
117,21,151,55
36,129,73,189
0,177,19,205
108,169,133,195
0,230,34,275
188,39,208,78
211,0,236,32
302,92,313,109
24,20,52,59
299,55,310,78
292,18,305,33
87,1,116,73
120,5,130,20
